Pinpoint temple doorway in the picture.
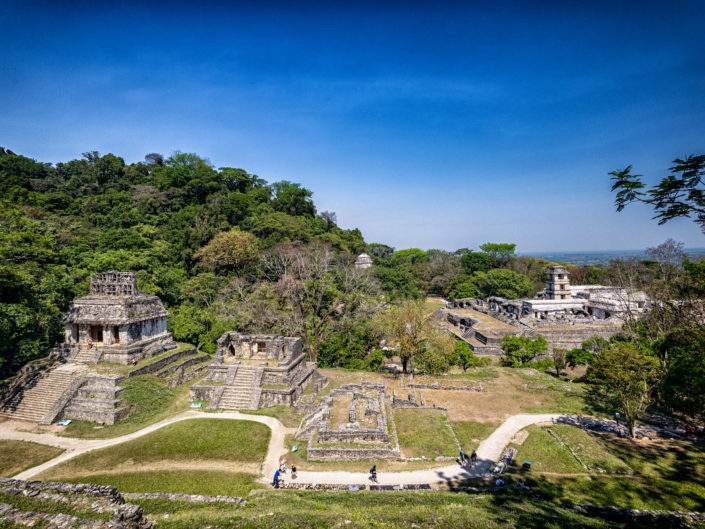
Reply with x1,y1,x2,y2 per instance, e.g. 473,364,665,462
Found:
90,325,103,343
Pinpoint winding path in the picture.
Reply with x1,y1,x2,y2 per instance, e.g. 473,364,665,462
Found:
1,412,565,486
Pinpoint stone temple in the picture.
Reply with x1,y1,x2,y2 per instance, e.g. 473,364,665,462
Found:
60,272,175,364
443,265,650,354
354,253,373,269
189,332,325,410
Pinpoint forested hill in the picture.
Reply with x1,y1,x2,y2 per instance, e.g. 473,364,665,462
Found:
0,148,367,377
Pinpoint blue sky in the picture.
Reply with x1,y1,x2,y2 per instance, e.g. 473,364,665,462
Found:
2,1,704,252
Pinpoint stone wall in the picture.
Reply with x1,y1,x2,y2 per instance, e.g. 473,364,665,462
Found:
62,375,129,425
128,348,194,376
0,478,152,529
306,446,400,461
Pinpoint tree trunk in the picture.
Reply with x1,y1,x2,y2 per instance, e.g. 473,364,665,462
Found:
402,358,408,373
626,418,635,438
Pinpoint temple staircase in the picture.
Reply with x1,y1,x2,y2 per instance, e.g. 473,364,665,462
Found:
0,367,76,423
217,366,257,410
70,345,99,364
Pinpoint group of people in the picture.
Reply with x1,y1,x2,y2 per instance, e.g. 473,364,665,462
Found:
272,458,297,488
272,449,480,488
458,448,477,467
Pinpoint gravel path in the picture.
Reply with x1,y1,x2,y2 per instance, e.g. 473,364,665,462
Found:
2,412,565,486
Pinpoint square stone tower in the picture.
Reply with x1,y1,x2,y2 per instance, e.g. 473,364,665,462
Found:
545,265,571,300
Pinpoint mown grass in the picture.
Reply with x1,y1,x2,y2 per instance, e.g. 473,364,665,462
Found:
509,425,584,474
58,470,259,497
513,370,596,416
42,419,269,479
133,490,625,529
395,409,457,458
502,425,705,512
0,441,64,477
548,425,630,473
59,374,191,439
451,421,500,452
0,491,111,522
241,406,304,429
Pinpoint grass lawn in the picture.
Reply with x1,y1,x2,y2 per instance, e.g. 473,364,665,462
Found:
59,470,259,497
451,421,500,452
503,425,705,512
395,409,457,459
41,419,270,480
509,425,584,474
0,440,64,477
59,374,192,439
548,424,630,473
133,490,622,529
241,406,304,429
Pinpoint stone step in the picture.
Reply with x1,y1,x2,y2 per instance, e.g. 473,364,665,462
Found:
0,370,76,422
77,385,125,399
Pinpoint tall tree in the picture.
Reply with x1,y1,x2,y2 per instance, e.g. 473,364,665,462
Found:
610,154,705,233
586,342,660,438
256,242,379,362
271,180,316,217
479,242,516,266
374,299,451,373
193,229,260,274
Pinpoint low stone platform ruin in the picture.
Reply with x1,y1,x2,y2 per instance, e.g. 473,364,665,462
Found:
189,333,321,410
295,382,400,461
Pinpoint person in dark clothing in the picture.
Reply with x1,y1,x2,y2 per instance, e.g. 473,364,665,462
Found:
471,449,477,466
369,465,377,483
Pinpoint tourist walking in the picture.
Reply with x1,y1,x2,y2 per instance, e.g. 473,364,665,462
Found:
273,469,281,488
369,465,377,483
291,465,297,480
459,447,466,465
471,449,477,466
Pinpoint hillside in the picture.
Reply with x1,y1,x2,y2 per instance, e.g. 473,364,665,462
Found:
0,148,366,377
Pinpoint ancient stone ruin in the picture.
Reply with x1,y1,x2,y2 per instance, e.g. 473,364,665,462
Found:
60,271,176,364
354,253,373,269
0,272,196,425
295,382,400,461
443,265,649,354
189,332,321,410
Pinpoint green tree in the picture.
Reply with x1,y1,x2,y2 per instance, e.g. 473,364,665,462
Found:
586,342,660,438
552,348,567,376
375,300,451,373
461,251,492,274
474,268,532,299
500,335,548,366
453,340,484,371
446,275,480,300
656,329,705,424
479,242,516,266
193,229,260,274
610,154,705,233
271,180,316,217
